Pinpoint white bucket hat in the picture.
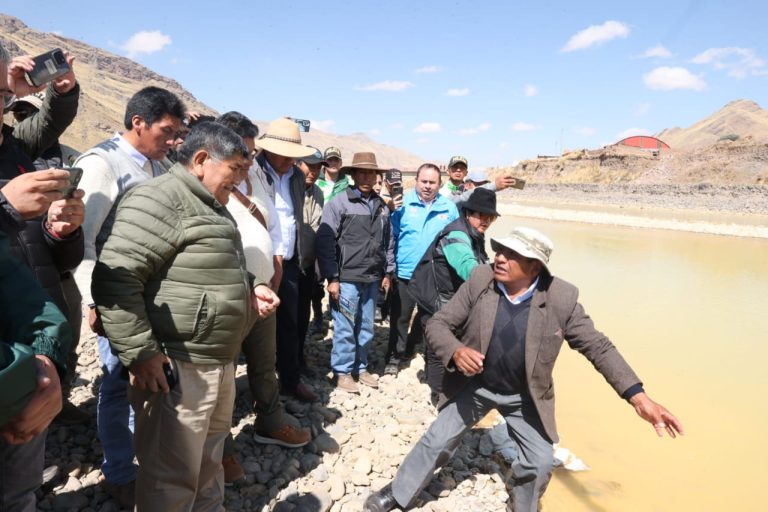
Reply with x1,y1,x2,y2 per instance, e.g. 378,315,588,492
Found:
490,227,554,271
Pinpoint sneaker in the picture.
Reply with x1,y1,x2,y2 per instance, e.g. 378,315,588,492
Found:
253,424,312,448
335,373,359,394
101,480,135,510
222,455,245,485
356,371,379,389
55,400,91,425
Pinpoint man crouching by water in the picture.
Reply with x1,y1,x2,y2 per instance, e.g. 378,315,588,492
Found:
365,227,683,512
92,122,278,511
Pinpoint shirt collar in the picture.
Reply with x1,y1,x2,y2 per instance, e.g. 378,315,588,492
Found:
496,277,539,305
112,132,149,169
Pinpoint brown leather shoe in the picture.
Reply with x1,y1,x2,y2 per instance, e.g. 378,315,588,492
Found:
336,373,359,394
289,382,319,403
222,455,245,485
253,424,312,448
101,479,135,509
356,371,379,389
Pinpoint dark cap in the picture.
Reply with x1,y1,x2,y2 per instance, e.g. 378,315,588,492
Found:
461,187,499,216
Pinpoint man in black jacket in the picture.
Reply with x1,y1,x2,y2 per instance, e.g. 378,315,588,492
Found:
0,41,82,512
316,152,394,393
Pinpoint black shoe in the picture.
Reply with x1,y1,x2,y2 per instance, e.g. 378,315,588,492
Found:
384,359,400,376
364,483,398,512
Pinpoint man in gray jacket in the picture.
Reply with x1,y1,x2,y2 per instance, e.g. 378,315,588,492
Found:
93,122,278,511
365,227,683,512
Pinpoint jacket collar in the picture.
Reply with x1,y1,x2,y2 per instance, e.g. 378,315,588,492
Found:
170,163,222,209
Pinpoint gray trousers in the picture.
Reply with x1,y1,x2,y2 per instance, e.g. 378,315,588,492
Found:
0,430,46,512
392,382,553,512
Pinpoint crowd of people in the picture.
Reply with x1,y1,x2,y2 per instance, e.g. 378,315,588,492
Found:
0,42,683,512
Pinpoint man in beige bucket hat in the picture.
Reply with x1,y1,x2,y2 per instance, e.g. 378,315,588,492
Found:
366,226,683,512
252,118,319,402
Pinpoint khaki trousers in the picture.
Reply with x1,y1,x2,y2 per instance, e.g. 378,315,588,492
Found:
129,359,234,512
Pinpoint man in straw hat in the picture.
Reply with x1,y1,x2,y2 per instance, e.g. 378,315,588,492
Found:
365,227,683,512
316,152,394,393
252,117,319,402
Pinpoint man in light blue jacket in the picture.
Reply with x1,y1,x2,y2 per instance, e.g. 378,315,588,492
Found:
385,163,458,375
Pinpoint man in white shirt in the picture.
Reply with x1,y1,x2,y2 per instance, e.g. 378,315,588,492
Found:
215,112,312,485
72,86,185,508
252,118,318,403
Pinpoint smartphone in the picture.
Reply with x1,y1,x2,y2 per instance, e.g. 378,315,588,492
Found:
293,118,311,132
385,169,403,197
60,167,83,198
25,49,70,87
510,177,526,190
162,362,177,390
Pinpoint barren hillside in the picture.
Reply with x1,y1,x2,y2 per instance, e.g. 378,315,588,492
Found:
0,14,424,169
658,99,768,149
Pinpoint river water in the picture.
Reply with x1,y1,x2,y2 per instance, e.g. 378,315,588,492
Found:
485,216,768,511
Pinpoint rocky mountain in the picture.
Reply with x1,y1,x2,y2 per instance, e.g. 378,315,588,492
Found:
0,14,425,169
657,99,768,149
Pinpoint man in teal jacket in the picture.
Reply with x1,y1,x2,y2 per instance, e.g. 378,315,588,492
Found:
385,163,458,374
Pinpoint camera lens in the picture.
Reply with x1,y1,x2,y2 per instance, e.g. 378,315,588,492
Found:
54,52,66,65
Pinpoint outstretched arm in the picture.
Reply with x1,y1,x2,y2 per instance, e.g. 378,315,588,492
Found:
628,392,684,438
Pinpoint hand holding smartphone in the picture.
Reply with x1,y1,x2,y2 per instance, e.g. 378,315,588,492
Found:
59,167,83,198
385,169,403,198
25,49,71,88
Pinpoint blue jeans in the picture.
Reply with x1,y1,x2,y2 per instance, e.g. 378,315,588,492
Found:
97,335,136,485
330,281,378,375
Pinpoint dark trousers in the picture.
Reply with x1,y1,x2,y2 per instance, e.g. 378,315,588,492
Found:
297,265,316,367
60,273,82,395
421,312,446,394
311,266,324,323
275,258,302,390
386,278,426,361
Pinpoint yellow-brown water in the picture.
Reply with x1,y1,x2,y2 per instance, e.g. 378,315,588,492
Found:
486,217,768,511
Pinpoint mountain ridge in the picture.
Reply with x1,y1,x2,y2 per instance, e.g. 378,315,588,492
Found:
0,14,425,169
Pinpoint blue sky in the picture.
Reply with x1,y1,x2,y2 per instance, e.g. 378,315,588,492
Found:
4,1,768,166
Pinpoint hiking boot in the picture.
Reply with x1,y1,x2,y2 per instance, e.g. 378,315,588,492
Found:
55,400,91,425
222,455,245,485
356,371,379,389
336,373,359,394
364,483,397,512
101,479,135,510
253,424,312,448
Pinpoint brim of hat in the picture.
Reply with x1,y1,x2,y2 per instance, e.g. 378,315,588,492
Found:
463,205,500,217
490,237,549,270
254,138,316,158
339,164,385,174
10,98,42,111
302,157,329,166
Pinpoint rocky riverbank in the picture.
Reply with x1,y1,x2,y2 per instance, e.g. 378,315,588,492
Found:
39,318,513,512
501,183,768,215
497,183,768,239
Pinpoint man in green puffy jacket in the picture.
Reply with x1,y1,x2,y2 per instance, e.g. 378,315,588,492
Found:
92,122,279,511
